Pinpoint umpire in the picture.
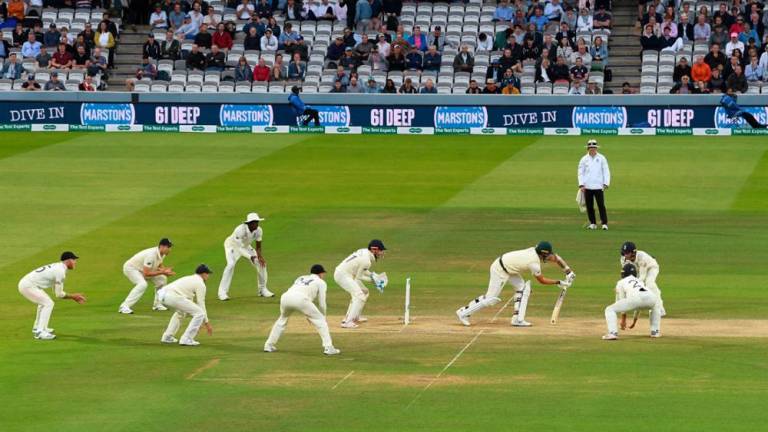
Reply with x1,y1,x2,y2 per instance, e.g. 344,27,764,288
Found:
578,139,611,230
288,86,321,127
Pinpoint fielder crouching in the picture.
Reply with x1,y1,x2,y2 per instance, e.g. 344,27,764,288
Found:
158,264,213,346
456,241,575,327
603,264,662,340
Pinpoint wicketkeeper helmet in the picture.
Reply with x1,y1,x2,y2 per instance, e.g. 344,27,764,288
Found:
621,263,637,278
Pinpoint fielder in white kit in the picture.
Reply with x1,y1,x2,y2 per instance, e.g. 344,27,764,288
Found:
218,212,274,300
620,241,666,316
18,251,86,340
264,264,341,355
335,239,388,329
603,263,662,340
456,241,575,327
119,238,175,314
158,264,213,346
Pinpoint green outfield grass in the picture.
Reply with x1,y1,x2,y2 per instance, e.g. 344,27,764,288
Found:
1,133,766,432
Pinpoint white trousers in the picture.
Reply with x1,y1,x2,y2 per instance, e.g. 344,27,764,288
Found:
120,267,167,309
605,291,661,334
217,244,267,298
643,267,665,311
161,291,206,341
335,270,369,322
486,260,526,298
19,282,54,332
265,291,333,348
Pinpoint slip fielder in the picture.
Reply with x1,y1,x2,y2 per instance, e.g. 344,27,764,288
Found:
158,264,213,346
218,212,274,300
264,265,341,356
118,238,175,314
456,241,575,327
620,241,666,316
603,263,662,340
18,251,86,340
335,239,387,329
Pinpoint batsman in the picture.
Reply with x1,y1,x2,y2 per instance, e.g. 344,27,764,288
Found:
456,241,575,327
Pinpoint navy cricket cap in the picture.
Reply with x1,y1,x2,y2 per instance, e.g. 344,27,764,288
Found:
196,264,212,274
368,239,386,250
159,238,173,247
60,251,79,261
310,264,326,274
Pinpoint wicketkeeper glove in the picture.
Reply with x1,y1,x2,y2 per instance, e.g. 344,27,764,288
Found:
372,272,388,293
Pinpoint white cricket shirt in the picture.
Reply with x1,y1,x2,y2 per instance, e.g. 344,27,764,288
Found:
20,262,68,298
335,248,375,281
578,152,611,190
225,223,263,258
124,247,165,271
499,247,542,276
164,274,208,322
286,274,328,314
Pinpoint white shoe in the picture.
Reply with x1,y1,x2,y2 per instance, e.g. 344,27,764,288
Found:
179,338,200,346
650,330,662,338
602,332,619,340
33,327,54,334
161,335,178,344
258,288,275,298
341,321,359,329
34,331,56,340
323,346,341,355
601,224,609,230
218,295,230,301
456,308,471,326
511,319,532,327
355,316,368,323
152,304,168,311
264,343,277,352
587,224,597,230
118,306,134,314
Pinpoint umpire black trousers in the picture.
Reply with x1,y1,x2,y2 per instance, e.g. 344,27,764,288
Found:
585,188,608,225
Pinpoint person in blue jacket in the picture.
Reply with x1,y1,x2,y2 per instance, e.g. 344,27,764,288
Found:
288,86,321,126
720,87,766,128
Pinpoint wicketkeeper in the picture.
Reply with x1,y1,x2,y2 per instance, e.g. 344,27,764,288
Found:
456,241,575,327
620,241,666,316
603,263,662,340
334,239,388,328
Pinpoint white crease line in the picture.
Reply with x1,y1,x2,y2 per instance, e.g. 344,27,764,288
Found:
186,358,220,380
331,371,355,390
406,330,484,410
490,296,515,323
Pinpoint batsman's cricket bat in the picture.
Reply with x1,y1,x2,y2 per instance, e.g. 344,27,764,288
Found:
550,288,567,324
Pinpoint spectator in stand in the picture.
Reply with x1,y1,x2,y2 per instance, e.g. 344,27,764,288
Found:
521,36,540,63
545,0,564,22
745,56,763,81
203,6,219,28
338,47,356,70
691,55,712,82
125,57,157,90
577,8,593,32
530,7,549,32
477,33,493,51
280,23,300,50
739,23,759,49
621,82,634,94
558,35,575,59
22,74,41,91
143,33,161,60
353,34,374,62
95,21,116,68
22,33,42,59
673,56,692,83
387,44,406,71
79,75,96,91
150,4,169,29
330,80,346,93
570,56,589,82
50,43,73,70
72,44,91,70
726,64,748,92
355,0,373,32
287,53,305,80
694,14,711,42
392,32,412,52
213,23,233,51
594,5,612,31
661,15,678,39
255,0,273,19
346,76,364,93
590,36,608,70
420,78,436,94
186,44,207,70
569,78,586,94
381,78,397,93
333,65,349,86
234,56,252,82
562,9,577,31
341,27,358,48
236,0,255,20
266,17,282,38
493,0,514,22
730,14,746,36
482,78,500,94
7,0,24,21
724,54,741,79
44,72,66,91
29,23,44,45
535,57,553,82
709,24,728,48
586,81,601,95
44,24,60,49
1,52,21,80
428,26,449,52
405,47,422,71
11,23,24,48
260,28,278,51
160,31,181,61
364,77,380,93
327,36,346,62
399,77,417,94
407,26,427,52
502,78,521,94
253,57,270,81
705,42,727,72
678,14,694,43
194,24,212,49
168,3,185,29
726,32,745,57
660,26,684,52
88,47,108,78
284,0,304,20
176,15,199,40
271,59,286,81
205,44,225,71
36,46,51,68
422,45,441,72
571,44,592,67
453,44,474,73
309,0,337,20
551,55,570,82
79,23,96,51
367,46,387,71
377,33,391,57
670,75,695,93
244,27,261,50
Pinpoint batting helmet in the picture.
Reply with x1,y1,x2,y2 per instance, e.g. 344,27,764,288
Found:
368,239,387,250
620,241,636,256
621,263,637,278
535,241,553,258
